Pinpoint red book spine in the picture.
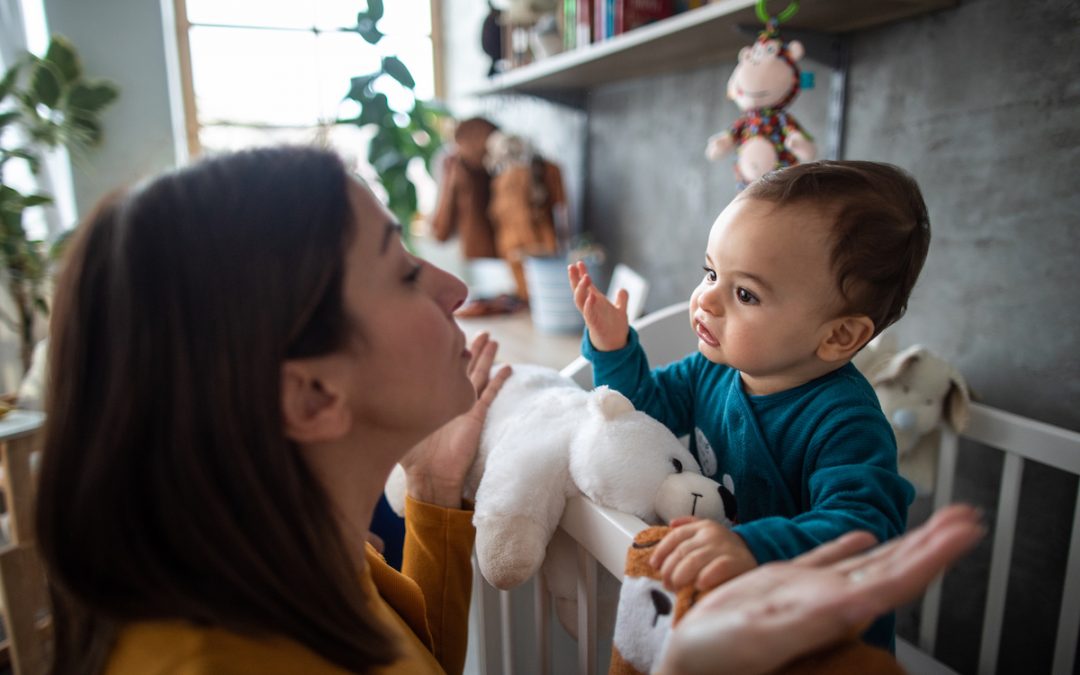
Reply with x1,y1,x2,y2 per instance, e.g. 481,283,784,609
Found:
622,0,673,32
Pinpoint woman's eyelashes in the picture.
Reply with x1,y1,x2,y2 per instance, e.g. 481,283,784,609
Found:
403,261,423,284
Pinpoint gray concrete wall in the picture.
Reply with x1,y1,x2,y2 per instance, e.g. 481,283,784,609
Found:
445,0,1079,672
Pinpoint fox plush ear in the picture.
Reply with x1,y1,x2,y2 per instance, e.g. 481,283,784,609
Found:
592,386,635,420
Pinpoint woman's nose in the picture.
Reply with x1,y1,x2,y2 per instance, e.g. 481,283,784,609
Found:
433,264,468,314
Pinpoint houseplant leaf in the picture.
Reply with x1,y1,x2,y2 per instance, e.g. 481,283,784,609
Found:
381,56,415,89
43,35,82,83
68,80,119,113
28,60,61,108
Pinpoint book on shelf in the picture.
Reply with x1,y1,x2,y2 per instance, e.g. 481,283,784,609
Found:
615,0,674,34
563,0,576,50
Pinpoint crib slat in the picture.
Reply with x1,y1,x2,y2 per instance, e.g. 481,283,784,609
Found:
979,452,1024,675
535,572,551,675
500,589,515,674
920,427,960,654
576,544,598,675
1052,485,1080,675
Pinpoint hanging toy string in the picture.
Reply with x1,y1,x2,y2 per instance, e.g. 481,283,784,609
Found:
755,0,799,37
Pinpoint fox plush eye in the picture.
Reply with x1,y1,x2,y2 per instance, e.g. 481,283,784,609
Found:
671,458,683,473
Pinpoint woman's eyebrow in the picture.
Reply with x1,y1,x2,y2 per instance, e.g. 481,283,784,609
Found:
381,221,402,255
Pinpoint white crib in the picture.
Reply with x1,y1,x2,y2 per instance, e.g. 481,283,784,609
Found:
465,302,1080,675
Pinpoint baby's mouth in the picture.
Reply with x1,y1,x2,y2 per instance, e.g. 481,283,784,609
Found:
695,320,719,347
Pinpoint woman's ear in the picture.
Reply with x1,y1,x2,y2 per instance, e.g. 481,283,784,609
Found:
817,315,875,363
281,361,351,443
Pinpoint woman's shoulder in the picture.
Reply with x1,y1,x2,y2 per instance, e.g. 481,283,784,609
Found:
105,619,351,675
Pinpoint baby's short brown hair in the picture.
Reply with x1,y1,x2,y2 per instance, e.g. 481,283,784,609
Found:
743,160,930,336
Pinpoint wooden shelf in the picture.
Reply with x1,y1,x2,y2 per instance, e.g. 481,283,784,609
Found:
472,0,955,100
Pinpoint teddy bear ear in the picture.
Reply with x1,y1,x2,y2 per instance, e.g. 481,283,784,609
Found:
591,386,635,420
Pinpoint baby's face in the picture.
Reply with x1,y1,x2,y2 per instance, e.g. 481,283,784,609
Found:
688,196,845,395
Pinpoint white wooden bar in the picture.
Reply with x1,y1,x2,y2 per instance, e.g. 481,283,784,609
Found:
499,589,514,674
575,545,598,675
921,426,961,654
534,573,551,675
978,452,1024,675
1052,483,1080,675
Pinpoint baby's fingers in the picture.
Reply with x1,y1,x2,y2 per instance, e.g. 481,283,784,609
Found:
651,524,698,568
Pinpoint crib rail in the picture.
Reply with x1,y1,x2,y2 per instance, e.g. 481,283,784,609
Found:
919,403,1080,675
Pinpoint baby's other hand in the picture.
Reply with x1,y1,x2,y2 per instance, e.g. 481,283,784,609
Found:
567,260,629,351
651,517,758,591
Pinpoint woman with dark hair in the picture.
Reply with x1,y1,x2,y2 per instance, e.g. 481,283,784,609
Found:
35,146,981,675
38,146,510,674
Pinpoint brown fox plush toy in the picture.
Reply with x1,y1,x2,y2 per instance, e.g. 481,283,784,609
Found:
609,527,906,675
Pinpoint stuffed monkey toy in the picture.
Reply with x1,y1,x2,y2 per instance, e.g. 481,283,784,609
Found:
609,527,906,675
705,18,815,186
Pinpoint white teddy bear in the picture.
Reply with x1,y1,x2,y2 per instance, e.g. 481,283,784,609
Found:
386,364,734,592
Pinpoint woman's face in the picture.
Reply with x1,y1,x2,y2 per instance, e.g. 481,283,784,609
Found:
337,181,474,444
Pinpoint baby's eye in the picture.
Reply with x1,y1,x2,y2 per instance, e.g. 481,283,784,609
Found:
702,266,717,283
735,287,759,305
671,458,684,473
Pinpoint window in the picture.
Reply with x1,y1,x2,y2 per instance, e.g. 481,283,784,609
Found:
174,0,439,196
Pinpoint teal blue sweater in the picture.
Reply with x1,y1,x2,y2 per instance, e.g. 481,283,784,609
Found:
584,327,914,650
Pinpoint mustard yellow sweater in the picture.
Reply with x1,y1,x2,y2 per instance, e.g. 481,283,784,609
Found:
104,497,475,674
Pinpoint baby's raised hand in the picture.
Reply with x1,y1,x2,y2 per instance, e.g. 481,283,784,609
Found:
567,260,629,351
651,517,758,592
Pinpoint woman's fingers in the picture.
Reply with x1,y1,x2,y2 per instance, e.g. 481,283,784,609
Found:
476,365,512,412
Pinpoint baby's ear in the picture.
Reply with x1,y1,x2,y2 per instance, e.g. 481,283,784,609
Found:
817,315,875,363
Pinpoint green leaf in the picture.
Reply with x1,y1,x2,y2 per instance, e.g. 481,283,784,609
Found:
358,93,390,126
381,56,415,89
363,0,384,22
22,194,52,208
346,73,380,101
69,112,103,145
0,62,21,101
44,36,82,83
357,21,384,45
68,80,118,112
28,60,61,108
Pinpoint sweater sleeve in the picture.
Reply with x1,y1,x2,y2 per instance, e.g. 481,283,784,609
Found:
582,326,699,437
733,406,915,564
402,496,476,675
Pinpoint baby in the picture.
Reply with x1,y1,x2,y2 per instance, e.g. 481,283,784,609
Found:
568,160,928,651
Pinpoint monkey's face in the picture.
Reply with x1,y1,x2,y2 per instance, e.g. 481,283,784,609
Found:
727,38,800,110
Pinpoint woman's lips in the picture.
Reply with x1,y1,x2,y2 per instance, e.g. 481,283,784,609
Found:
695,319,719,347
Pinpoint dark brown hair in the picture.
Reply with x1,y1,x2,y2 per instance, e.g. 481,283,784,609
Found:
743,160,931,336
36,147,399,673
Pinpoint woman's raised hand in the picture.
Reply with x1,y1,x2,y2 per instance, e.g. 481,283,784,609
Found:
568,260,630,352
659,504,985,675
400,332,512,508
